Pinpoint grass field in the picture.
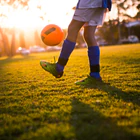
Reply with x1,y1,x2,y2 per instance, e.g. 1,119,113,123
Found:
0,44,140,140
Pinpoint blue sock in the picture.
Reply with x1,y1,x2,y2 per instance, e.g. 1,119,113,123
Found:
88,46,100,78
56,39,76,73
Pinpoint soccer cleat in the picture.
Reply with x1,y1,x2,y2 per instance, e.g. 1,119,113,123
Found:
75,75,102,85
40,60,63,78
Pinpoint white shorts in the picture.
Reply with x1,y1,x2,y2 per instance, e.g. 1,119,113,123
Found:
73,8,106,26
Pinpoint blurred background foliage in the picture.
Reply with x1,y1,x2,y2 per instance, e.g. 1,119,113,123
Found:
0,0,140,57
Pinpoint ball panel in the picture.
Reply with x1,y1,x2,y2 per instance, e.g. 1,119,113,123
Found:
44,27,56,35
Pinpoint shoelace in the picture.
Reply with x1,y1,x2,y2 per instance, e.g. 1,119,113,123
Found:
53,56,56,63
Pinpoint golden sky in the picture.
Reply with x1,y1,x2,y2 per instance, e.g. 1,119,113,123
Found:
0,0,78,29
0,0,138,30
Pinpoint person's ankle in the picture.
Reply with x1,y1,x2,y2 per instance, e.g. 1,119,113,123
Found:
90,72,101,79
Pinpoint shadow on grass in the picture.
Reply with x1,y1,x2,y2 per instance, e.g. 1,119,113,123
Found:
70,98,140,140
80,81,140,106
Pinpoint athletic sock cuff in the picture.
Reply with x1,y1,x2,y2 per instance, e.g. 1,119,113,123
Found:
65,39,76,46
57,57,68,66
90,64,100,72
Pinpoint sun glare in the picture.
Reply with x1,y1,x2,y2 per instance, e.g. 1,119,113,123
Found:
0,0,138,31
0,0,78,30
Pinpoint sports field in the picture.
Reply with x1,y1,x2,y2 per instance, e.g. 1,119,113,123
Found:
0,44,140,140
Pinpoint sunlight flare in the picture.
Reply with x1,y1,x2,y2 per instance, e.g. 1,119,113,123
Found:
0,0,78,30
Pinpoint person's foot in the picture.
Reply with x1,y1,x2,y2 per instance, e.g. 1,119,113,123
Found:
75,75,102,85
40,60,63,78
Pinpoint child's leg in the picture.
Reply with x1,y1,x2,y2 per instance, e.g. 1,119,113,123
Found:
56,39,75,73
56,19,85,73
88,46,100,79
84,26,101,79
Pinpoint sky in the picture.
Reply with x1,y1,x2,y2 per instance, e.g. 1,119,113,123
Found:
0,0,78,30
0,0,138,31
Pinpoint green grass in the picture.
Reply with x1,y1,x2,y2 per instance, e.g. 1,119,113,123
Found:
0,44,140,140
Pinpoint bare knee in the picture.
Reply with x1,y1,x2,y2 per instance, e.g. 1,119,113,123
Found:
67,20,84,42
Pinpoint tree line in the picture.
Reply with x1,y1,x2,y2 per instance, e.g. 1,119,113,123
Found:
0,0,140,57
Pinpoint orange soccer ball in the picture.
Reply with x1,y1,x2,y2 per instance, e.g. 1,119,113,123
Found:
41,24,64,46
